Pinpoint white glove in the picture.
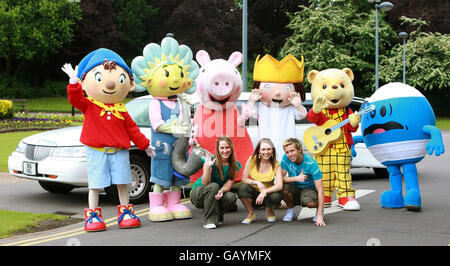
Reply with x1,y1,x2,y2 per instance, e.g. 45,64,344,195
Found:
145,145,156,157
61,63,78,84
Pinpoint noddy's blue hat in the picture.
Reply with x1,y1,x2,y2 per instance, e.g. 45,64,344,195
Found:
77,48,133,79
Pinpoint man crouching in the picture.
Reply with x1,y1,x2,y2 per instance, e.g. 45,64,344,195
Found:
280,137,326,226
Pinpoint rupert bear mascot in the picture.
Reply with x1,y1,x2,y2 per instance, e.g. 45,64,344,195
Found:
352,82,444,211
131,36,199,222
62,48,155,232
305,68,361,211
242,54,307,161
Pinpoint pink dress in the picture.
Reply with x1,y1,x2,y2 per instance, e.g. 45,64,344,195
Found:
190,104,254,183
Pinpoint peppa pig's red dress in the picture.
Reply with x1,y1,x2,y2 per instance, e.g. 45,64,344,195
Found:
189,104,254,183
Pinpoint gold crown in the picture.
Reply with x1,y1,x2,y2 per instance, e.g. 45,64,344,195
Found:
253,54,304,83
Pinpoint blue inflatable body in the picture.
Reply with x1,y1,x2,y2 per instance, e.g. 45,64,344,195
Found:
352,82,444,211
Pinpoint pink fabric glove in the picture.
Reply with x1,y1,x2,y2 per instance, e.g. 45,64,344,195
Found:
145,145,156,157
188,124,199,146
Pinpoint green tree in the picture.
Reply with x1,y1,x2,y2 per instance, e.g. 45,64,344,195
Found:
379,17,449,116
280,0,396,97
0,0,81,77
115,0,159,60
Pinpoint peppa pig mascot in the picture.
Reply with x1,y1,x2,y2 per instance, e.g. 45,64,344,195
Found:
189,50,254,184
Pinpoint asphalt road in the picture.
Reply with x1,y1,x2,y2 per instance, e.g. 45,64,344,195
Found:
0,132,449,248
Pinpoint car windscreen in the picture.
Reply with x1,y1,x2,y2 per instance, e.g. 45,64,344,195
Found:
126,98,151,127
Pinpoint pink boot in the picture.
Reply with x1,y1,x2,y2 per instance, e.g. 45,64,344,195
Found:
148,192,173,222
164,190,192,219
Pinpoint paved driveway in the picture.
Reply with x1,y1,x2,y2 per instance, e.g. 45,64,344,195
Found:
0,132,449,248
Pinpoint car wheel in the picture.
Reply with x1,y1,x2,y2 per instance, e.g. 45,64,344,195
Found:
373,167,389,178
105,154,152,205
38,181,75,193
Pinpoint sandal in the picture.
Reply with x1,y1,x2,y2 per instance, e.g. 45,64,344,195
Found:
241,213,256,224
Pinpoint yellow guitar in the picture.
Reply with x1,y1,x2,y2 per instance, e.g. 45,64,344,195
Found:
304,105,375,155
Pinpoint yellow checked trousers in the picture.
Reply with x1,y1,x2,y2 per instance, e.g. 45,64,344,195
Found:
314,147,355,199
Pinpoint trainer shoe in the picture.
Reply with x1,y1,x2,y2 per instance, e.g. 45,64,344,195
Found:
203,223,217,229
338,196,360,211
283,208,296,222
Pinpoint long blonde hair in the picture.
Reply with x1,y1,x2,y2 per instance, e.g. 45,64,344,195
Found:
215,136,239,181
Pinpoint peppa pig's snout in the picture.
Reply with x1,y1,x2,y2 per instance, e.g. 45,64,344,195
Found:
208,73,234,97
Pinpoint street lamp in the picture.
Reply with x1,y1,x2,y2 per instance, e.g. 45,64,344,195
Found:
369,0,394,90
242,0,248,91
399,32,408,83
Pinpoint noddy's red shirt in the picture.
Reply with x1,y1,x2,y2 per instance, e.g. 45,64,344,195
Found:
67,83,149,150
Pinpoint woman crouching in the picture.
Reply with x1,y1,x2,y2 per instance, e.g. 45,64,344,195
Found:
190,136,242,229
238,138,283,224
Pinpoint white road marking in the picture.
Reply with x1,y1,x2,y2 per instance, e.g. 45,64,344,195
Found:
297,189,376,220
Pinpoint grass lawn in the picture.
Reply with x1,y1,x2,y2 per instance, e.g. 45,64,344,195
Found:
436,117,450,131
26,97,75,113
0,209,69,239
0,131,44,172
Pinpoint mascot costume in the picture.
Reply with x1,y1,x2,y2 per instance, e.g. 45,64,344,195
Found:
305,68,361,211
242,54,307,161
62,48,155,232
131,36,199,221
352,82,444,211
189,50,254,183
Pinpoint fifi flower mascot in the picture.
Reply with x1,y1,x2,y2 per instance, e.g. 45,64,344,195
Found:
131,36,199,221
242,54,307,161
305,68,361,211
62,48,155,232
352,82,444,211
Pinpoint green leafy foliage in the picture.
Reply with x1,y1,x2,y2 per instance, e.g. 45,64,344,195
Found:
280,1,396,97
379,18,449,91
0,0,81,75
379,17,449,116
115,0,159,60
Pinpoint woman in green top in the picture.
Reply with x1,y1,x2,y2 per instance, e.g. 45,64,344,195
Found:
190,136,242,229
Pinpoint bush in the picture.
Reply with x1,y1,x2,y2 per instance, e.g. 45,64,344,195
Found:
0,71,68,98
0,100,13,120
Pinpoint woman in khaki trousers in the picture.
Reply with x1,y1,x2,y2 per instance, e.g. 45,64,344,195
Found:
190,136,242,229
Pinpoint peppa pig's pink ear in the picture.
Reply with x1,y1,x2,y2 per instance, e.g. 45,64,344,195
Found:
228,52,243,67
196,50,211,67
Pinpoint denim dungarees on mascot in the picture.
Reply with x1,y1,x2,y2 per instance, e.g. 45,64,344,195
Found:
352,82,444,211
132,36,199,221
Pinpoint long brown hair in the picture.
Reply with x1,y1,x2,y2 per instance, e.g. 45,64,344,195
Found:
215,136,239,181
251,138,277,171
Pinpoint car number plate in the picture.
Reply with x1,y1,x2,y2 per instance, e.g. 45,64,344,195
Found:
23,162,37,176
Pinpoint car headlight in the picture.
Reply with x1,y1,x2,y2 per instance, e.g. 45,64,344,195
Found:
51,146,86,158
15,141,26,154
